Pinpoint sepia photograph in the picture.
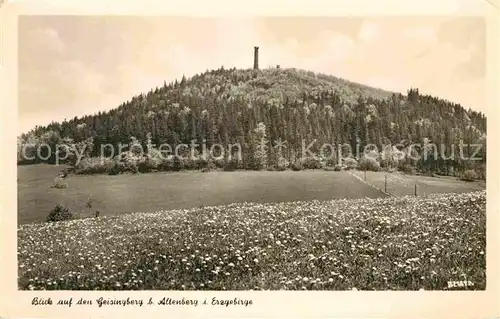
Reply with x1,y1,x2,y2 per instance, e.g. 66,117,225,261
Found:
15,14,488,294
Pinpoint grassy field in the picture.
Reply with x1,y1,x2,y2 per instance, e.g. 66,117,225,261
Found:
18,191,486,290
18,165,386,225
350,170,485,197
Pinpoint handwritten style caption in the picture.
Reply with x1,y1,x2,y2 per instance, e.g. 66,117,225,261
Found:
32,296,253,308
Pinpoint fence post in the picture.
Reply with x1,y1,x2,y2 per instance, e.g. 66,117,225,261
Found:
415,184,417,196
385,174,387,193
364,170,367,181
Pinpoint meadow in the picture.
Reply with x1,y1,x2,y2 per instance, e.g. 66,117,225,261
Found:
17,164,486,290
350,170,485,197
18,191,486,290
18,164,386,225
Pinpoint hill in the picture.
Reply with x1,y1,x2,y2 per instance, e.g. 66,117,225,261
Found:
17,67,486,176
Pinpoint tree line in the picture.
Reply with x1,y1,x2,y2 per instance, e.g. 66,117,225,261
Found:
17,67,486,178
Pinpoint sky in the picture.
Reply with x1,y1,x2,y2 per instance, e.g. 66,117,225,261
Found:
18,16,486,134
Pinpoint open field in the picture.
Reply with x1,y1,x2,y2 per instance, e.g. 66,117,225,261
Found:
350,170,485,197
18,191,486,290
18,165,386,225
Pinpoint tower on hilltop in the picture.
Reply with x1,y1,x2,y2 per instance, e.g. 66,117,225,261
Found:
253,46,259,69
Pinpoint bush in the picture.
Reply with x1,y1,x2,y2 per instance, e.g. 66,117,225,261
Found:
157,156,183,172
112,160,138,174
195,158,209,170
325,156,338,167
291,159,303,171
75,157,115,175
137,157,158,173
334,165,342,171
223,159,239,171
275,165,287,171
476,164,486,180
301,157,322,170
46,204,74,222
114,152,140,173
213,158,226,169
275,157,290,171
342,158,358,170
182,157,197,170
461,169,477,182
171,156,183,171
357,157,381,172
108,163,122,175
199,159,217,172
401,163,415,175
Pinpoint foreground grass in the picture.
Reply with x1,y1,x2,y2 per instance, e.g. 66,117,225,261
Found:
18,191,485,290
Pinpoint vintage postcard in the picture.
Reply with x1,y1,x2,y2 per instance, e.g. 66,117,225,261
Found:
1,0,499,318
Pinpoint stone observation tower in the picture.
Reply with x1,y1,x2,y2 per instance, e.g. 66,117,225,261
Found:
253,46,259,69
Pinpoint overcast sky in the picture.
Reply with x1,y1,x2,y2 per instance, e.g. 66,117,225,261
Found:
18,16,485,134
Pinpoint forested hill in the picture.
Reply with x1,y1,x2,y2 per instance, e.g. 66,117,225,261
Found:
18,67,486,175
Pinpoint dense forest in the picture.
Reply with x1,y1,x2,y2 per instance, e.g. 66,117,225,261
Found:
17,67,487,178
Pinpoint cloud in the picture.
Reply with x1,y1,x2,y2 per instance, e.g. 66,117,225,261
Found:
357,21,381,43
400,26,437,41
27,28,65,53
55,61,107,95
